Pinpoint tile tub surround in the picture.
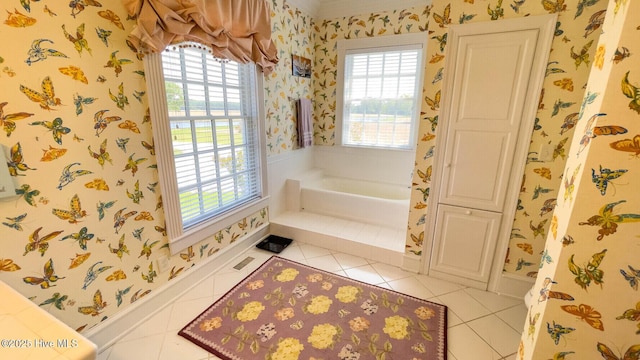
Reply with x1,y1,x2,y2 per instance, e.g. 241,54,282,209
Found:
0,280,97,360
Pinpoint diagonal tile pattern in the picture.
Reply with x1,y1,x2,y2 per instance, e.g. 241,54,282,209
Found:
98,241,525,360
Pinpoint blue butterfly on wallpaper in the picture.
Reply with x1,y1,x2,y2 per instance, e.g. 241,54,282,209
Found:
539,249,553,268
60,226,94,250
30,118,70,144
95,27,112,47
73,93,97,116
25,39,68,66
3,213,27,231
516,258,535,271
432,67,443,84
620,265,640,291
116,286,133,307
57,162,93,190
592,165,627,195
547,321,575,345
97,200,116,221
458,13,476,24
578,91,599,120
82,261,113,290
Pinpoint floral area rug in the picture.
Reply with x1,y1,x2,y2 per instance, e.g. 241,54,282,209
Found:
179,256,447,360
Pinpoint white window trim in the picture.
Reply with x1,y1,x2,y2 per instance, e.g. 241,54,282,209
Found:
144,53,269,255
336,33,428,150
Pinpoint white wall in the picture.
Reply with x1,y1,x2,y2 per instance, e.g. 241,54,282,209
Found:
267,147,315,218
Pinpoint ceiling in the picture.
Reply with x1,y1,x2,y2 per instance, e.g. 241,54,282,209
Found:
287,0,431,19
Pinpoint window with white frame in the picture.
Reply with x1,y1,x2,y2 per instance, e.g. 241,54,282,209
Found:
337,34,426,150
145,43,268,253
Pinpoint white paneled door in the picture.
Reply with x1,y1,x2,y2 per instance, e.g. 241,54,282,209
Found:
425,15,556,292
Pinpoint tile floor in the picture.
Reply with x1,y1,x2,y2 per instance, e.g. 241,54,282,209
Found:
97,241,527,360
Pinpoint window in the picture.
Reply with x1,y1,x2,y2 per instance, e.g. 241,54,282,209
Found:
146,44,268,253
337,34,426,150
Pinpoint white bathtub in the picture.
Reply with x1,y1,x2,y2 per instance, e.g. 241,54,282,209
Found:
289,171,410,230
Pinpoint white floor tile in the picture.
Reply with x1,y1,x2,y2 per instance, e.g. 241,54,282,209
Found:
467,314,522,357
447,324,501,360
166,297,215,332
386,276,435,300
126,305,172,340
305,254,343,272
298,243,333,259
107,334,164,360
158,333,210,360
333,252,370,269
438,289,492,322
464,288,523,313
496,304,528,333
343,264,386,285
369,262,414,282
415,274,466,297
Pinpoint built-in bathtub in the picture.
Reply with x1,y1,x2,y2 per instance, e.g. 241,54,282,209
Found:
287,170,410,230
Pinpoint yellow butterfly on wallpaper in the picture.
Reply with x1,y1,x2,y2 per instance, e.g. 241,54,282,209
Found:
68,252,91,269
78,289,107,317
23,258,64,289
23,227,63,257
142,262,157,283
69,0,103,18
561,303,604,331
432,4,451,28
579,200,640,241
425,90,440,111
139,239,160,260
621,71,640,114
487,0,504,20
7,142,35,176
527,310,539,340
597,342,640,360
563,164,580,202
237,218,248,230
181,246,195,262
109,82,129,110
417,166,432,183
41,145,67,162
62,23,91,56
98,9,124,30
134,211,153,221
4,8,36,27
93,109,122,137
542,0,567,13
52,194,88,224
570,40,593,69
529,219,547,239
105,50,133,77
118,120,140,134
569,249,606,290
155,224,167,236
616,301,640,332
410,231,424,247
20,76,62,110
109,234,129,259
126,180,144,204
533,167,551,180
131,289,152,303
59,65,88,84
88,139,112,168
552,137,568,160
429,54,445,64
60,226,94,250
113,207,138,234
517,243,533,255
0,102,33,137
0,258,21,272
106,269,127,281
553,78,574,92
123,153,147,176
85,178,109,191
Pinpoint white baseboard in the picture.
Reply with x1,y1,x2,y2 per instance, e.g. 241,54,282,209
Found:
401,254,421,273
491,272,536,299
85,225,270,353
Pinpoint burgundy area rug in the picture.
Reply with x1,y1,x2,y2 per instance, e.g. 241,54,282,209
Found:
179,256,447,360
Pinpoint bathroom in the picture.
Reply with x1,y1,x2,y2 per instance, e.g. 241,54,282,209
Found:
0,0,639,359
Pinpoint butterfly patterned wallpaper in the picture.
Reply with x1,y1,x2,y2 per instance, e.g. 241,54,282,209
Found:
264,0,315,155
0,1,268,332
519,1,640,357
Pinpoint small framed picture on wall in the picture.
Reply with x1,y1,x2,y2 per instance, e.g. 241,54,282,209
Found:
292,54,311,78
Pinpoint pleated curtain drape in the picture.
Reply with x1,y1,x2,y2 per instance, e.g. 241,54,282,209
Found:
121,0,279,73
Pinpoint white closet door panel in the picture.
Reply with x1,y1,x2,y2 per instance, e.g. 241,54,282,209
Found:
430,205,502,283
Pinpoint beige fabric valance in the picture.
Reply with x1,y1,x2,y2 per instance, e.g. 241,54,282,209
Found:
122,0,279,73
